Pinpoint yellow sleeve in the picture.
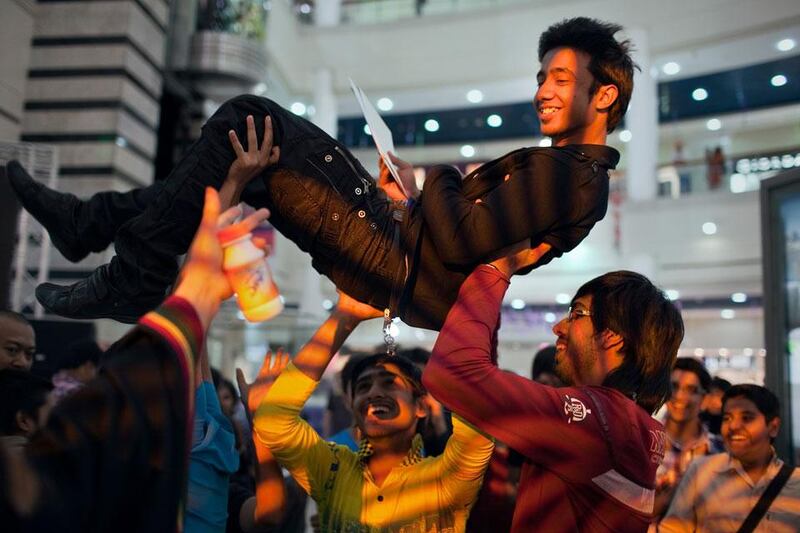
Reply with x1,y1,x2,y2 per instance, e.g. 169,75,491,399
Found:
253,362,339,496
437,414,495,506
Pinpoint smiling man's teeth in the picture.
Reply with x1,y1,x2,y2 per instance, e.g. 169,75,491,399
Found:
540,107,559,115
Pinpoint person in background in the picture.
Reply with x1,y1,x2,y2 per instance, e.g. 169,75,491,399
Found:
530,344,563,387
659,384,800,532
0,310,36,372
653,358,725,522
700,376,732,436
0,369,55,452
50,339,103,402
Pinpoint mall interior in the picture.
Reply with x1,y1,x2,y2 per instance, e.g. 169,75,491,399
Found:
2,0,800,460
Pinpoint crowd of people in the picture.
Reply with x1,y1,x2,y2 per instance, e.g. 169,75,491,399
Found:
2,15,799,533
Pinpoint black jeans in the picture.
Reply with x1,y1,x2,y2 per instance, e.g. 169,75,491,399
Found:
106,95,408,319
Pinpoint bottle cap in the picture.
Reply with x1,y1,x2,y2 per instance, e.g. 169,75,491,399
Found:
218,223,251,247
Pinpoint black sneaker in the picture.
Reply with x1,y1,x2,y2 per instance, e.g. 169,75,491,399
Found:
6,160,90,263
35,264,163,323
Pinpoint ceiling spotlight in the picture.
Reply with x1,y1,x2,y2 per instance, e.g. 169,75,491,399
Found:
460,145,475,158
702,222,717,235
544,312,557,323
253,82,267,95
731,292,747,303
618,130,632,143
776,38,796,52
363,124,372,136
377,98,393,111
511,299,525,310
706,118,722,131
466,89,484,104
322,299,333,310
539,138,552,147
486,114,503,128
424,119,440,132
662,62,681,76
771,74,788,87
290,102,307,115
720,309,735,319
693,348,704,357
555,293,571,305
742,347,754,356
718,348,730,356
692,88,708,101
665,289,680,301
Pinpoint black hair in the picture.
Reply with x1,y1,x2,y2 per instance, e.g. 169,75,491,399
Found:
397,348,431,367
0,368,53,435
0,310,32,328
710,376,732,392
348,353,426,399
723,384,780,423
574,270,684,414
538,17,637,132
339,352,367,393
673,357,712,392
56,339,103,371
531,345,557,380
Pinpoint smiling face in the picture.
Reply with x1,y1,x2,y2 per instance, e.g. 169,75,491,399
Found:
351,363,426,440
666,369,705,424
722,396,779,465
552,295,600,386
536,47,614,146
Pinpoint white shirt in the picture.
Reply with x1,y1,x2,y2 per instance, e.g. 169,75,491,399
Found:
659,452,800,532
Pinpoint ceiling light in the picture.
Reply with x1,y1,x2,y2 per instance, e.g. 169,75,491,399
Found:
719,348,730,356
692,88,708,101
662,62,681,76
511,299,525,310
377,97,393,111
363,124,372,135
706,118,722,131
539,138,552,147
776,38,796,52
322,299,333,310
424,119,440,132
666,289,680,301
544,312,557,323
290,102,306,115
253,82,267,95
771,74,788,87
460,145,475,157
702,222,717,235
555,293,571,305
466,89,484,103
298,3,311,14
618,130,632,143
742,348,754,356
693,348,704,357
486,114,502,127
731,292,747,303
720,309,735,319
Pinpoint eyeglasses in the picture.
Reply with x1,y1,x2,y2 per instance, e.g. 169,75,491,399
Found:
565,306,592,322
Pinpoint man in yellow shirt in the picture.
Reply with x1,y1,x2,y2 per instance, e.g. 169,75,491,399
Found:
254,295,493,532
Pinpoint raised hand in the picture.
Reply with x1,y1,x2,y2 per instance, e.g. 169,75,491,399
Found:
236,348,291,422
378,151,419,200
334,291,383,322
488,240,553,278
227,115,281,186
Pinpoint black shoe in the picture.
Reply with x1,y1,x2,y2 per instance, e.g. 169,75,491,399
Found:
6,160,90,263
35,264,163,323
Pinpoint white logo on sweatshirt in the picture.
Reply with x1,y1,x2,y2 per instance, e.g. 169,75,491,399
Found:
564,395,592,423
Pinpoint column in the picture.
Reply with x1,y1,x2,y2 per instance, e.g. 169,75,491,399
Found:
312,67,337,137
626,28,658,202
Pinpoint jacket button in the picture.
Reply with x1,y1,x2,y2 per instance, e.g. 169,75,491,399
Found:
324,154,333,163
332,213,340,221
377,495,384,502
369,222,377,230
357,210,366,218
355,187,362,195
592,161,599,173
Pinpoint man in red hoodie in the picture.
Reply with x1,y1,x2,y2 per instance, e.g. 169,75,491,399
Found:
423,241,684,532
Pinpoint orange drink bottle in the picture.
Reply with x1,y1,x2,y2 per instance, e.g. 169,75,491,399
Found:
218,223,283,322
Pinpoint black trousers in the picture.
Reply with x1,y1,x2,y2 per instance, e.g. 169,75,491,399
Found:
99,96,414,322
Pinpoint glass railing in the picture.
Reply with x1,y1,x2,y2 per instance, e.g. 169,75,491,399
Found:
656,148,800,197
196,0,268,40
292,0,544,26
